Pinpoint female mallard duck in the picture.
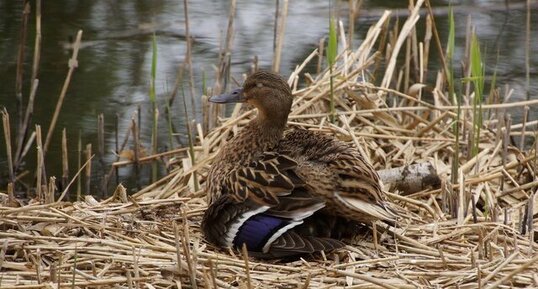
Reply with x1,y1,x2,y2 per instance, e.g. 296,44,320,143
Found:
202,71,396,258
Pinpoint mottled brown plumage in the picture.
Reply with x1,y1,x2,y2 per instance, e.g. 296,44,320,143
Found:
202,71,396,258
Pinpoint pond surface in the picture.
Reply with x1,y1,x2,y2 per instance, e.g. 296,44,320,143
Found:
0,0,536,194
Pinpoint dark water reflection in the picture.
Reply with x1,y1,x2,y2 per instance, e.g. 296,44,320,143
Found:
0,0,536,195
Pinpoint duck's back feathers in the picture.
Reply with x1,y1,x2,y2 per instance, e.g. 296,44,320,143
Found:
219,152,303,206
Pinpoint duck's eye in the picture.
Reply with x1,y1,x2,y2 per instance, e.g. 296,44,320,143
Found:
256,82,263,88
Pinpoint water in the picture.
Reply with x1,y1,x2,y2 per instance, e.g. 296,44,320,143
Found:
0,0,536,195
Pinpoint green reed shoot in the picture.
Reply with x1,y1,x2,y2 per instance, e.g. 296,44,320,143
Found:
327,14,337,124
150,34,158,182
447,7,460,184
469,32,484,158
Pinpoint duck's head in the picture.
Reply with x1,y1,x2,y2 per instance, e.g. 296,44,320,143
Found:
210,71,293,123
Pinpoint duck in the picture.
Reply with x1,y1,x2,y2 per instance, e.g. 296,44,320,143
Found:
201,71,396,259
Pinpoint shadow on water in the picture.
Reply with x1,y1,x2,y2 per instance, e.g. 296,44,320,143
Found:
0,0,536,197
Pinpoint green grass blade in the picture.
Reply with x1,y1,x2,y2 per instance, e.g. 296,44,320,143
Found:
469,32,484,158
150,34,157,103
447,7,460,184
327,16,337,66
150,34,158,182
446,7,455,96
327,15,337,123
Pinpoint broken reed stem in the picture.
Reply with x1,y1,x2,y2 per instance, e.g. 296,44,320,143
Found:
317,37,325,75
97,113,106,196
105,113,136,187
173,222,183,286
113,147,189,167
61,128,69,192
35,125,44,201
7,182,14,204
486,254,538,289
500,114,511,192
15,1,31,134
30,0,41,86
216,0,236,92
44,29,83,155
84,143,92,195
520,106,529,150
404,16,411,94
183,0,197,116
211,0,236,130
381,0,423,88
241,244,252,289
424,0,450,85
181,210,198,289
14,79,38,170
47,176,56,203
347,0,359,49
457,168,464,224
182,87,199,192
76,130,82,200
115,113,120,186
132,116,141,190
133,247,141,289
272,0,288,73
1,109,15,184
97,114,105,169
57,153,94,203
410,1,420,85
525,0,531,99
208,259,218,289
10,0,41,177
328,268,399,289
528,192,534,255
273,0,279,55
423,14,432,78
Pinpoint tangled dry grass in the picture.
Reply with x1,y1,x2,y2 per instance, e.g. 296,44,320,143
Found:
2,7,538,289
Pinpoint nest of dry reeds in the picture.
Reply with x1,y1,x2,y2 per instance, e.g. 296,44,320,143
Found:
2,7,538,289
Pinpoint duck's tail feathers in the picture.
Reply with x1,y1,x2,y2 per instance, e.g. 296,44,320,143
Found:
250,231,345,259
335,193,398,222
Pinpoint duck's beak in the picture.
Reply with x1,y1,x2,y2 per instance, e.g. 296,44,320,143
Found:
209,88,245,103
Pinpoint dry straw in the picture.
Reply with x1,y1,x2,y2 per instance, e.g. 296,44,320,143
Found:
2,6,538,289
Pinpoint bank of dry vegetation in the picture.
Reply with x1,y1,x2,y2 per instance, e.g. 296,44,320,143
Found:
2,0,538,288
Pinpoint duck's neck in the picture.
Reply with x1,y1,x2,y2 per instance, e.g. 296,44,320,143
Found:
251,114,287,147
220,114,287,164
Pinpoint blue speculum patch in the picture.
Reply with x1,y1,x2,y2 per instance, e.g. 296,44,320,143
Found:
233,214,289,251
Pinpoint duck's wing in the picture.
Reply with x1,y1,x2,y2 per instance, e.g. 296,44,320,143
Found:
221,151,313,205
202,152,344,258
279,129,397,223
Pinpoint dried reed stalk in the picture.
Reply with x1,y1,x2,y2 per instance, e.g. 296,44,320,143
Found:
272,0,288,73
44,30,83,155
1,109,14,184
